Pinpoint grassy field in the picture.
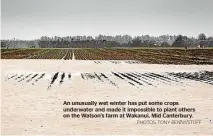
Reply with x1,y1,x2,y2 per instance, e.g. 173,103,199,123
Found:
1,48,213,64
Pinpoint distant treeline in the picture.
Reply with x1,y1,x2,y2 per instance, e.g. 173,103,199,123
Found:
38,40,120,48
38,34,213,48
1,33,213,48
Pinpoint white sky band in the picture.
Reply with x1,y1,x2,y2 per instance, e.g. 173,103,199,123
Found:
2,0,213,40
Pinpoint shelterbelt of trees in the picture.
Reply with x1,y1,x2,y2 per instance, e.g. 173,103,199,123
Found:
38,34,213,48
1,33,213,48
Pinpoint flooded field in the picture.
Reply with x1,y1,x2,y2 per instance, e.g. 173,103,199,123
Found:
1,59,213,135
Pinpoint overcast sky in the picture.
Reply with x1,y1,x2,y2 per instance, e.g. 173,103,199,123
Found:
1,0,213,40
